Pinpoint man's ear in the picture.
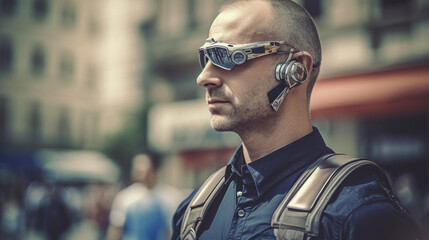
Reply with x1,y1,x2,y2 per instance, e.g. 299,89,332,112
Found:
293,51,313,76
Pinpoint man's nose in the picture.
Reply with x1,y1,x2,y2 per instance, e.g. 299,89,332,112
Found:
196,62,222,89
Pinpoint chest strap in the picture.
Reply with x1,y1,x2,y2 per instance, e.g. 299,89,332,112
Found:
180,166,226,240
271,154,393,240
180,154,394,240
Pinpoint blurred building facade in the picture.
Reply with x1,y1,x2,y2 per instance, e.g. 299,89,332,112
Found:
0,1,155,239
0,0,150,151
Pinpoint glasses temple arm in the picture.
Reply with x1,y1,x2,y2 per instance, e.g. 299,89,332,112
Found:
277,50,321,68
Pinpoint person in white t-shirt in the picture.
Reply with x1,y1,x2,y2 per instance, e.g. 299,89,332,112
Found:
106,152,184,240
106,154,153,240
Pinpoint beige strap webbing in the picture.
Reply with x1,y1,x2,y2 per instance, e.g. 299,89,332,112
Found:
271,154,390,240
180,166,226,240
179,154,393,240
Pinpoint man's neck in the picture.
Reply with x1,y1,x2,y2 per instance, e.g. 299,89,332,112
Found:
240,119,313,164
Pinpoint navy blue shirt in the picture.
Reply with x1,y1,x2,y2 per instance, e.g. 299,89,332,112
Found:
172,128,423,240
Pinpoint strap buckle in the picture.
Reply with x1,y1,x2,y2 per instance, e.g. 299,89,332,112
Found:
183,228,197,240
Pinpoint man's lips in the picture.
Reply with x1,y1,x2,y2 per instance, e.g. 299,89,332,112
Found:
208,99,229,104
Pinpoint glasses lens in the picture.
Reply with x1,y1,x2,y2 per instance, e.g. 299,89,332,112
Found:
207,47,234,70
198,49,207,69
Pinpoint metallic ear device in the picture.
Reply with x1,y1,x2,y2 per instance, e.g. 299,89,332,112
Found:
268,50,308,111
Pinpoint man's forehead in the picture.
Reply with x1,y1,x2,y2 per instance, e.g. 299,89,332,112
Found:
209,1,273,44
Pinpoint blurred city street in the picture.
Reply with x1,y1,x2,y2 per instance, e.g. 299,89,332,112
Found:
24,219,99,240
1,0,429,238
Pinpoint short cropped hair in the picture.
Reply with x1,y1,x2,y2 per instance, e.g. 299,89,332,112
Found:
220,0,322,101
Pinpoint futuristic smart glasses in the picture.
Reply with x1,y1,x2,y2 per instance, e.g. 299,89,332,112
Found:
198,38,297,70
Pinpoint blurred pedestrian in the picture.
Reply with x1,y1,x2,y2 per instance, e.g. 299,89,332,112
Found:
1,193,23,240
24,181,48,236
37,183,72,240
1,175,25,240
106,153,173,240
122,188,168,240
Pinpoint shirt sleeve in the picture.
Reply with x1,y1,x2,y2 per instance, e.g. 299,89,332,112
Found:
109,193,127,227
109,184,148,227
320,168,424,240
342,200,424,240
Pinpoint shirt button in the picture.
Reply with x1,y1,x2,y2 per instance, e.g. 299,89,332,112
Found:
236,191,242,198
237,209,245,218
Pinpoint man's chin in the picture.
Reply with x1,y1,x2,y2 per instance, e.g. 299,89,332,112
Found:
210,116,235,132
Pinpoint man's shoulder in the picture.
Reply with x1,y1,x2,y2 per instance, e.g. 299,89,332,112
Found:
111,183,148,210
322,167,423,239
117,183,147,197
328,168,396,211
325,166,398,217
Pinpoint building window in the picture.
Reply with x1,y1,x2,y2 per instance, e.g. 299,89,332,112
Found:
30,45,46,76
369,0,413,48
78,113,86,146
88,17,100,37
79,111,99,147
187,0,197,30
28,102,42,147
0,96,9,144
85,64,98,90
57,107,71,147
59,51,75,80
61,1,77,29
79,111,97,146
380,0,412,20
0,0,17,17
32,0,49,21
0,37,13,73
303,0,322,19
89,112,99,145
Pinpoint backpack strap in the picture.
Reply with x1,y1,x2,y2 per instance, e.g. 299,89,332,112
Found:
180,166,226,240
271,153,392,240
179,154,396,240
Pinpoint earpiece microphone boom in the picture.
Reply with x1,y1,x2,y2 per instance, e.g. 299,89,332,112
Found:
267,49,308,111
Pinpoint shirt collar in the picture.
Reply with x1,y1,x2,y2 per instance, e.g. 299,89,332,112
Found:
225,127,333,197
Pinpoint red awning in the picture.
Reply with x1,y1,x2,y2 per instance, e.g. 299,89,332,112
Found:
310,63,429,120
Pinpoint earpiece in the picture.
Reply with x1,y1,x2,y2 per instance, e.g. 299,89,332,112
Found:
274,60,308,84
268,52,309,112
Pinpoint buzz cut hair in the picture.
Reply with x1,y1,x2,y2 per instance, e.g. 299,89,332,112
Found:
220,0,322,102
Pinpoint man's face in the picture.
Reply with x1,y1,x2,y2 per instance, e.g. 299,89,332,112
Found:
197,1,280,134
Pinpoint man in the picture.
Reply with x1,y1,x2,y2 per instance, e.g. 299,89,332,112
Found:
107,153,169,240
171,0,423,239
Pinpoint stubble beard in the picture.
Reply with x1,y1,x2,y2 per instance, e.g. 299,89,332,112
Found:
207,69,277,135
209,91,274,135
